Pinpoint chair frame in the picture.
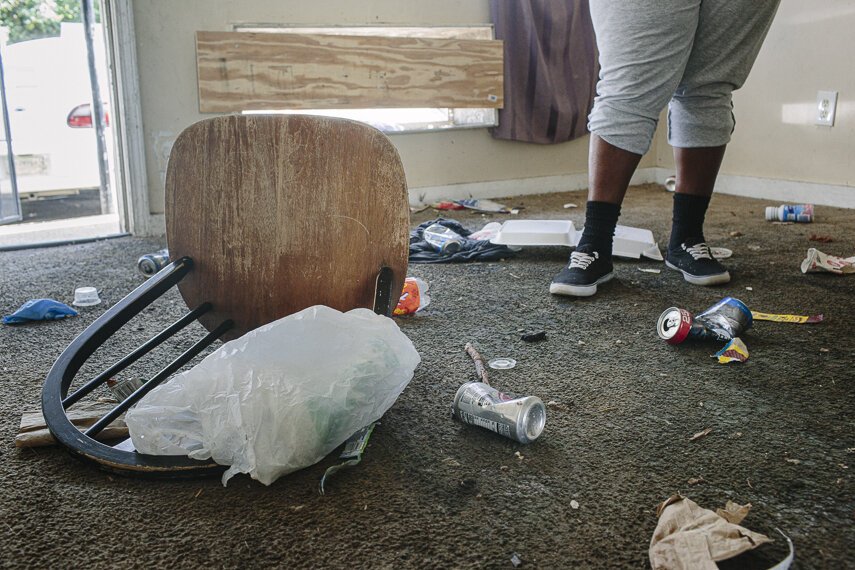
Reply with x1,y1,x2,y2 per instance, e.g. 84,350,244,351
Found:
41,258,395,477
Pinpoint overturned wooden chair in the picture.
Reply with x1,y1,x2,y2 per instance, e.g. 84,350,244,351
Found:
42,115,409,477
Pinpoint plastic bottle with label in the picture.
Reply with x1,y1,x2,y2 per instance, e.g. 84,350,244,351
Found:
423,224,464,254
764,204,813,223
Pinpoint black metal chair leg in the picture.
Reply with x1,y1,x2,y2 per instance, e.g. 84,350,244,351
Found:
42,258,228,477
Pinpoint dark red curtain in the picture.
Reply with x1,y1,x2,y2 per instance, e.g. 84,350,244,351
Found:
490,0,598,144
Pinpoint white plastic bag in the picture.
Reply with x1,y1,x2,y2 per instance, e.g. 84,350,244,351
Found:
125,305,420,486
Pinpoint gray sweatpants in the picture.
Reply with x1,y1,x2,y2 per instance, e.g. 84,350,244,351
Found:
587,0,780,155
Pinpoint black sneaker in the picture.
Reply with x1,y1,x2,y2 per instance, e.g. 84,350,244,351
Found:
665,241,731,285
549,247,614,297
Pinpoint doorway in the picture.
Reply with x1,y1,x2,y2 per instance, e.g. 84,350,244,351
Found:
0,1,122,248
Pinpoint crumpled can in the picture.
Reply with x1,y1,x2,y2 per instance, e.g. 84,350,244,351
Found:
657,297,753,345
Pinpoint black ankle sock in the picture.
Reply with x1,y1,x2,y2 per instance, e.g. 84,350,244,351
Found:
578,201,621,256
669,193,711,251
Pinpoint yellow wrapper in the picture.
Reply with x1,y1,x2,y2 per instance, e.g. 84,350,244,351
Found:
752,311,824,324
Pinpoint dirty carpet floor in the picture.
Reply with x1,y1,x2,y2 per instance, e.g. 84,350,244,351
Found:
0,184,852,569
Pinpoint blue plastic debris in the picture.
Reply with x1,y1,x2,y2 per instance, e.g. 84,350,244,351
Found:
2,299,78,325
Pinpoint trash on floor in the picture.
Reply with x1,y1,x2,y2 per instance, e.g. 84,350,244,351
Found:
649,495,772,570
456,198,511,213
468,221,503,241
124,305,420,486
16,401,128,448
431,200,465,211
664,175,676,192
752,311,823,324
800,248,855,275
491,219,578,247
137,248,170,277
452,382,546,444
510,552,523,567
657,297,753,345
715,500,752,524
638,268,662,274
3,299,78,325
714,338,749,364
465,342,491,385
489,220,663,260
72,287,101,307
563,202,578,208
393,277,431,316
410,219,517,264
319,423,377,495
710,247,733,260
765,203,813,223
488,357,517,370
521,330,547,342
689,427,713,441
106,377,146,401
808,234,834,243
423,223,465,253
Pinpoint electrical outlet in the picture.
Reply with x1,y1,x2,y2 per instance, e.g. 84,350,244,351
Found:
815,90,838,126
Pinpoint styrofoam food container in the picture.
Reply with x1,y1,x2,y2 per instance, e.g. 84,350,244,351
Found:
490,220,578,247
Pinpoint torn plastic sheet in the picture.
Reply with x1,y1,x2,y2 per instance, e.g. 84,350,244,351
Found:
319,423,377,495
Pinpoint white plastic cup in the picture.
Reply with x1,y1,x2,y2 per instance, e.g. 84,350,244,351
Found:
73,287,101,307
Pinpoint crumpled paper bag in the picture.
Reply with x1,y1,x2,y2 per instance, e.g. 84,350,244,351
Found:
649,495,771,570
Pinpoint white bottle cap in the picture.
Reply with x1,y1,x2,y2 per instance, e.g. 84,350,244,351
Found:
764,206,778,221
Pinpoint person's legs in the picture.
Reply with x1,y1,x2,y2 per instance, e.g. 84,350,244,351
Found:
551,0,700,296
664,0,780,285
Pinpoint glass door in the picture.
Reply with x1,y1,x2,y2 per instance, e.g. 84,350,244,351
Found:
0,36,21,225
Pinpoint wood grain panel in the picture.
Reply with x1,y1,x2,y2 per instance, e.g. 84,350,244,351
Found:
165,115,409,341
196,31,503,112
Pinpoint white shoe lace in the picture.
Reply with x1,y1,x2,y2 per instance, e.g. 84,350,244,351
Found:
684,243,712,260
569,250,598,269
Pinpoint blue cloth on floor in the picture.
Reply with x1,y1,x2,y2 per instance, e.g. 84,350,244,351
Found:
409,218,517,264
2,299,78,325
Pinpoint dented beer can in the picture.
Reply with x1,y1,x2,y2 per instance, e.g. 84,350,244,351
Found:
657,297,753,344
137,249,170,278
452,382,546,444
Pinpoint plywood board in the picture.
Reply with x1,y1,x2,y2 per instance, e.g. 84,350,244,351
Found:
17,401,128,448
196,31,503,112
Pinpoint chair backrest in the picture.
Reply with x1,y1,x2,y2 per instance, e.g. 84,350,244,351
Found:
165,115,409,340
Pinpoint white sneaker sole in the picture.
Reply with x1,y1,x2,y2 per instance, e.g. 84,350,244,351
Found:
665,260,731,286
549,272,614,297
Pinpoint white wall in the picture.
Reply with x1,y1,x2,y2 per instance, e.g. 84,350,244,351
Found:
656,1,855,198
129,0,854,224
131,0,637,216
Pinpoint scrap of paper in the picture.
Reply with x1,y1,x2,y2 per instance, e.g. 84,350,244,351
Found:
649,495,771,570
800,248,855,275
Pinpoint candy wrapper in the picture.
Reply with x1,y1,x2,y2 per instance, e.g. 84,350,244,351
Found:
713,338,749,364
752,311,824,324
800,248,855,275
393,277,431,316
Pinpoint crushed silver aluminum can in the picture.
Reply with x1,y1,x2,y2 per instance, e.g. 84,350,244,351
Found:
452,382,546,444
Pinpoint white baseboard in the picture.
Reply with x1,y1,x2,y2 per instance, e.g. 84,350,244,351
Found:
410,167,855,209
409,169,657,206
